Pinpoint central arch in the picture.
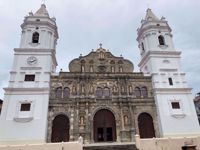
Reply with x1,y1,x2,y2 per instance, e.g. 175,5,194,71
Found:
93,109,116,142
51,114,70,143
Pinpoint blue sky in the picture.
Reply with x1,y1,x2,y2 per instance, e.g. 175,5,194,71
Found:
0,0,200,99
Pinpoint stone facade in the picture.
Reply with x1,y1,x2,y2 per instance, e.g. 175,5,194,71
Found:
47,46,159,143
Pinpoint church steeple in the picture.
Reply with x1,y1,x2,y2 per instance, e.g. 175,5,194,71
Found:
137,9,200,137
0,4,59,144
34,4,49,17
20,4,58,49
145,8,159,21
137,9,174,56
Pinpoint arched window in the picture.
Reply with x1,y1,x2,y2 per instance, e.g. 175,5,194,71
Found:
103,87,110,97
96,87,103,98
135,87,141,98
63,87,70,98
55,87,62,98
158,35,165,45
32,32,39,43
141,87,148,98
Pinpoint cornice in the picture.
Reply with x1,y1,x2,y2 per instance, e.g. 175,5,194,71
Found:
4,87,50,93
138,50,181,67
14,48,55,53
153,88,192,94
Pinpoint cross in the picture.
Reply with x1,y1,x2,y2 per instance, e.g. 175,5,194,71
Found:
99,43,102,48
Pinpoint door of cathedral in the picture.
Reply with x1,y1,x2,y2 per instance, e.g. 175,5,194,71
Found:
138,113,155,138
51,115,70,142
93,109,116,142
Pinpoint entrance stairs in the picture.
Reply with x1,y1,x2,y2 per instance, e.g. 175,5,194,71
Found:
83,142,138,150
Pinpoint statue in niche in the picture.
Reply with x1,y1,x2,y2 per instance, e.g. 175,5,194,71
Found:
124,115,128,125
72,85,77,94
81,85,85,94
129,86,133,94
113,85,118,93
90,85,94,94
80,116,84,125
121,86,125,93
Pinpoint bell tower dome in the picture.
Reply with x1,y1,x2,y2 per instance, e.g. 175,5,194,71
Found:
137,9,200,137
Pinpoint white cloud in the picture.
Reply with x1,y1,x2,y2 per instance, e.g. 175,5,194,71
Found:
0,0,200,99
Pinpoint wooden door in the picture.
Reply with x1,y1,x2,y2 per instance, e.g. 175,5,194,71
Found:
138,113,155,138
93,109,116,142
51,115,70,142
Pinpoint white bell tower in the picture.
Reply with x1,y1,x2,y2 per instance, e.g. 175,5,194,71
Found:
137,9,200,137
0,4,58,144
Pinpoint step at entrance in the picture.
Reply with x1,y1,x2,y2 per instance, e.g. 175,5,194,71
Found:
83,143,138,150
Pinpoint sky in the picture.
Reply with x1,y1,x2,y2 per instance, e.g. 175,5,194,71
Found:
0,0,200,100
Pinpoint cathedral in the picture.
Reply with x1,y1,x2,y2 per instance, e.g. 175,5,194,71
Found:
0,4,200,148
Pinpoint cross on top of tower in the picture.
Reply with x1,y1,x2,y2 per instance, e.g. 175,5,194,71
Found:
99,43,103,48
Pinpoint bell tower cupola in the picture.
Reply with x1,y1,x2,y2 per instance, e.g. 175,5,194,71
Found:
137,8,175,56
20,4,58,49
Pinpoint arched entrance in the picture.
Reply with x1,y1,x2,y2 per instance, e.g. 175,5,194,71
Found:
51,114,70,142
138,113,155,138
93,109,116,142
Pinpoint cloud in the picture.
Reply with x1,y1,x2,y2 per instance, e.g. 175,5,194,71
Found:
0,0,200,99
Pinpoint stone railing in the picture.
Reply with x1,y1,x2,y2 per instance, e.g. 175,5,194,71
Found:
135,134,200,150
0,141,82,150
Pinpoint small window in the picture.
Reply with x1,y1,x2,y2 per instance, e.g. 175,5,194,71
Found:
32,32,39,43
24,75,35,81
171,102,180,109
168,78,173,85
141,87,148,98
96,87,103,98
141,42,145,51
20,103,31,111
63,87,70,98
55,87,62,98
135,87,141,98
158,35,165,45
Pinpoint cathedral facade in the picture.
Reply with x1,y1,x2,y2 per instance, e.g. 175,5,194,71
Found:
47,46,159,143
0,4,199,145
